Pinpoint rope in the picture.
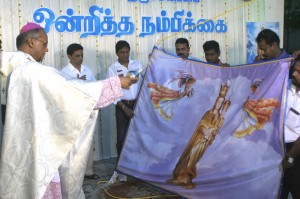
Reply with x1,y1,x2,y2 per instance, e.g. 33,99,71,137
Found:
245,57,293,67
97,180,178,199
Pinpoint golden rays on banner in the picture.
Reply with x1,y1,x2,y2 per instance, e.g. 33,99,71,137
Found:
234,98,279,138
147,71,196,120
147,75,279,189
167,81,231,189
234,79,279,138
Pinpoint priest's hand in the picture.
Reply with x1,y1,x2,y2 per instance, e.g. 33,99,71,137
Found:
131,77,139,84
119,76,133,89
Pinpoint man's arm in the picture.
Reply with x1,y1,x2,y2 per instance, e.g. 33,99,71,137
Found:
282,136,300,169
287,136,300,158
116,100,134,118
292,50,300,59
220,63,230,67
95,76,136,109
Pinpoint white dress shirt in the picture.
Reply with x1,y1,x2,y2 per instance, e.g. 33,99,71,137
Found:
61,63,96,81
285,84,300,143
106,59,144,101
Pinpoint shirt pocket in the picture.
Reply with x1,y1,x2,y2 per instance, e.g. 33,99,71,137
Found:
117,69,124,77
285,108,300,130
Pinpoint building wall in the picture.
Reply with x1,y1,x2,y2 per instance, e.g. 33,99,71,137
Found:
0,0,284,159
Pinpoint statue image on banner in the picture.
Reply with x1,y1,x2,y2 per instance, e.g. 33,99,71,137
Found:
234,79,279,138
147,71,196,120
167,81,231,189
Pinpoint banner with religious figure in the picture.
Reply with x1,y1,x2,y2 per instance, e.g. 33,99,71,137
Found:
246,22,280,64
116,48,290,199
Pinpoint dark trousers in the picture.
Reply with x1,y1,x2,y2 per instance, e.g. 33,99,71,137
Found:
115,102,134,157
1,104,5,125
280,142,300,199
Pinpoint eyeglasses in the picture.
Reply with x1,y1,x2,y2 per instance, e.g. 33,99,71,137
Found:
32,38,48,48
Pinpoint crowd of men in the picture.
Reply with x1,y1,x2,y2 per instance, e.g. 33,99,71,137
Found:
0,22,299,199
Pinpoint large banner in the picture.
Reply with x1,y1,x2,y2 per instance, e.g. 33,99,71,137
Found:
117,48,289,199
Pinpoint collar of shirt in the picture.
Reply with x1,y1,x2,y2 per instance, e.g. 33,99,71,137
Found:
290,84,300,96
67,63,86,75
278,50,291,59
218,60,222,65
22,52,36,62
115,59,135,69
112,59,138,77
1,51,36,77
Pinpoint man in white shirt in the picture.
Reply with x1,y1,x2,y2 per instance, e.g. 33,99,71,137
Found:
61,43,96,81
281,55,300,199
106,40,144,183
0,39,3,142
61,43,99,180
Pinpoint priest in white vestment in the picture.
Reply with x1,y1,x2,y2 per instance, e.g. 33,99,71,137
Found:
0,22,134,199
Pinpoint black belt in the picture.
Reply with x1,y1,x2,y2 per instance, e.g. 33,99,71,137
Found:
121,99,136,106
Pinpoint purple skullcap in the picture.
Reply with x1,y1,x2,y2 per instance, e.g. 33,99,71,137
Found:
20,22,43,34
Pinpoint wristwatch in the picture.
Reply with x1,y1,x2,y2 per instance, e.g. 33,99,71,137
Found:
287,156,294,164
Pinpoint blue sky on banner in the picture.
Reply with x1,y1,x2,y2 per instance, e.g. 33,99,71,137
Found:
117,48,290,199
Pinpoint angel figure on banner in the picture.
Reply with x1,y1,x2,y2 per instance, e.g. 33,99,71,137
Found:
147,71,196,121
234,78,279,138
167,80,231,189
